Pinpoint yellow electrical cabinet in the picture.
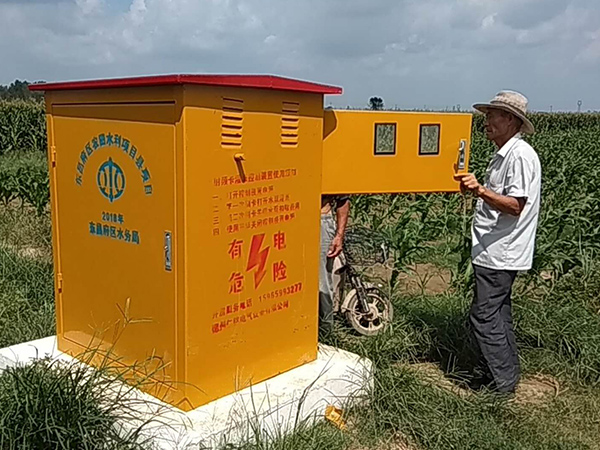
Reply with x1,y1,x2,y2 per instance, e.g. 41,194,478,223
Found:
31,74,472,411
32,75,342,411
322,109,471,194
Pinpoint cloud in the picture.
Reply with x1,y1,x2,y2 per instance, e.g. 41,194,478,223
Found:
0,0,67,3
0,0,598,110
577,29,600,64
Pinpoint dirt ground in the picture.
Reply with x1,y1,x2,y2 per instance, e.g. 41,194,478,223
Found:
363,263,452,295
409,362,559,406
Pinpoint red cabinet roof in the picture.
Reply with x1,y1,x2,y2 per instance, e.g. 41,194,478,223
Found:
29,74,343,95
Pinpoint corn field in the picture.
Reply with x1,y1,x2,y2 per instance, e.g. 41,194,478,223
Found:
0,100,46,155
1,100,600,282
348,113,600,289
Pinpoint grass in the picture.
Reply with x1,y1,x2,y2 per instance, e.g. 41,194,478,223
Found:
0,201,54,348
0,159,54,348
236,353,600,450
312,284,600,450
516,265,600,385
310,242,600,450
3,199,600,449
0,354,167,450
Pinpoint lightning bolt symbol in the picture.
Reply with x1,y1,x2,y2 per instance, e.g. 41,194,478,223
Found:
246,234,270,288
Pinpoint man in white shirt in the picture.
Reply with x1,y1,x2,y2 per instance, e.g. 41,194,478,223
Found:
455,91,541,394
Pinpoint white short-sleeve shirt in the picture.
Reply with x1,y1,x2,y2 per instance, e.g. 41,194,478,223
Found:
471,133,542,271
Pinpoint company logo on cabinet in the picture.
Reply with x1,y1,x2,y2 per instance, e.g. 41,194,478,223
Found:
97,158,125,203
74,132,153,201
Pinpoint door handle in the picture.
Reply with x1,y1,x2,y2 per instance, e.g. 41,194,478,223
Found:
457,139,467,171
164,231,172,272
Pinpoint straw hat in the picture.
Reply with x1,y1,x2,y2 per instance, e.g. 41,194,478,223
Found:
473,90,534,134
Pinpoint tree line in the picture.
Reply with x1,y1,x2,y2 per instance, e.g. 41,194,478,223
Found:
0,80,44,101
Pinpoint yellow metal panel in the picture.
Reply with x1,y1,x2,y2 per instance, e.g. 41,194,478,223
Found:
45,103,64,339
322,110,472,194
50,103,179,392
173,89,188,408
181,85,322,408
50,102,176,125
46,86,179,105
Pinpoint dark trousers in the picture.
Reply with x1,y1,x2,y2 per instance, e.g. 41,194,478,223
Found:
470,264,520,393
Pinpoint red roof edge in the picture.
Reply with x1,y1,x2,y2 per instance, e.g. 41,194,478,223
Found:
28,74,343,95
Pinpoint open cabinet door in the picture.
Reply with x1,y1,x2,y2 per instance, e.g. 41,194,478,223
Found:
322,109,471,195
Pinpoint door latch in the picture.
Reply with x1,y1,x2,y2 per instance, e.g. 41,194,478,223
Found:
164,231,172,272
457,139,466,171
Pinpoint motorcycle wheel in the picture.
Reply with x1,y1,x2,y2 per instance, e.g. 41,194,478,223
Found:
344,287,393,336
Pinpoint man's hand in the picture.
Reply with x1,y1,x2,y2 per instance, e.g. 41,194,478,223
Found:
454,173,485,196
455,173,526,216
328,235,344,258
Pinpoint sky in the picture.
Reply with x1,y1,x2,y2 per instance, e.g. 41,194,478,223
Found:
1,0,599,111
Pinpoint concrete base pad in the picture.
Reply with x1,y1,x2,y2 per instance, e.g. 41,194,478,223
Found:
0,337,373,449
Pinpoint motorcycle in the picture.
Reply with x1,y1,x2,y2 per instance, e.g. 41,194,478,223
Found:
333,227,393,336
